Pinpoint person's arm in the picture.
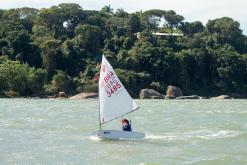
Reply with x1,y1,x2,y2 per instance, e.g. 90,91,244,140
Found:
129,120,132,131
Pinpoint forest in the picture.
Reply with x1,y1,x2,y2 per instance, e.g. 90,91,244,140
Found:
0,3,246,98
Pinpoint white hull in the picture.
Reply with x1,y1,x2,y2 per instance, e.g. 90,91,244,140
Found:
92,130,145,140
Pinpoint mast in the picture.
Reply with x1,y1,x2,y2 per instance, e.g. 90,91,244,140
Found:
98,95,102,130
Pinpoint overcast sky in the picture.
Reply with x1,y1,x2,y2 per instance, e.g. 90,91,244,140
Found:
1,0,246,34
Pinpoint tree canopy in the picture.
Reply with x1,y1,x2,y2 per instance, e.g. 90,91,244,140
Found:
0,4,246,97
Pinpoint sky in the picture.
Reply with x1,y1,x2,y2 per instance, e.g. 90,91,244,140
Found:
1,0,246,34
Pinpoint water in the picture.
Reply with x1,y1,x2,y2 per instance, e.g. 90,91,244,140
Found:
0,99,247,165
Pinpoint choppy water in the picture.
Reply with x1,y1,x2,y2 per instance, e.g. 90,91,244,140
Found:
0,99,246,165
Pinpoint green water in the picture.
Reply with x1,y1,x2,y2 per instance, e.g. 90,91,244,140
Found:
0,99,246,165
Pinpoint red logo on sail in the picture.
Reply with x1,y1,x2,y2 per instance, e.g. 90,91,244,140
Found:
102,65,106,72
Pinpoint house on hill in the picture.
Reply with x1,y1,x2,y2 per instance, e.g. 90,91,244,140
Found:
135,32,183,40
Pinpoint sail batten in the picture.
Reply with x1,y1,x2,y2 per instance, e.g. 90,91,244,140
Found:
99,55,138,124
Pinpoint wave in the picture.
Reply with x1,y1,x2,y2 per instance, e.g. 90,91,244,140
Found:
186,155,231,165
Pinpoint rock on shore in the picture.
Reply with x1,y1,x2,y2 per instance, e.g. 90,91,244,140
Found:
70,92,98,99
176,95,201,99
139,89,165,99
166,86,183,99
58,92,68,98
211,95,233,99
48,92,68,99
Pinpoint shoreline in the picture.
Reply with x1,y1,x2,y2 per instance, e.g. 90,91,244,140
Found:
0,96,246,99
1,89,246,100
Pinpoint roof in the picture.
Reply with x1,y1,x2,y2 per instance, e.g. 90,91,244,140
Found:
152,32,183,36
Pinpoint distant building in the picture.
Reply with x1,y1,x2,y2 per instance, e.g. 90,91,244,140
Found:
152,32,183,36
135,32,183,40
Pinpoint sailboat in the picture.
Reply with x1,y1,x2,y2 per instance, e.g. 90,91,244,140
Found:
92,55,145,140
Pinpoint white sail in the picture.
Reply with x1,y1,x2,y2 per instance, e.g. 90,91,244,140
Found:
99,55,138,124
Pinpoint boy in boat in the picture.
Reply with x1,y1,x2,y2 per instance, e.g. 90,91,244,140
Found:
121,119,132,131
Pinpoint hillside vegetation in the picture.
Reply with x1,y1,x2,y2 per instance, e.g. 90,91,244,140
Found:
0,4,246,97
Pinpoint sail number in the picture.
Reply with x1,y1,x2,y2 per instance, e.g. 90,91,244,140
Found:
106,82,121,97
103,71,122,97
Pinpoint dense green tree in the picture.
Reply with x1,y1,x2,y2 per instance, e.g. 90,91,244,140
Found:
0,59,28,95
74,24,102,56
51,70,72,92
0,9,4,19
215,46,247,94
176,48,217,95
101,5,113,15
40,39,62,78
128,13,142,33
206,17,247,53
163,10,184,33
141,9,164,32
28,68,47,95
61,39,86,76
0,4,246,97
180,21,204,37
39,4,86,39
115,8,129,18
0,58,46,96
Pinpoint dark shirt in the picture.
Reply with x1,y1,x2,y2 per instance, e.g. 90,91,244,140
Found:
122,124,132,131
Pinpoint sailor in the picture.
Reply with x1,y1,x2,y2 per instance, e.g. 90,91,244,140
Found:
121,119,132,131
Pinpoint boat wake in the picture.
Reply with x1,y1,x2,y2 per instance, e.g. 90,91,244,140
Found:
145,129,241,142
90,129,241,142
197,130,241,139
145,134,178,141
90,135,101,141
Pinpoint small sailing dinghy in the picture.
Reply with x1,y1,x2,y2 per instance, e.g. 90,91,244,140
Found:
92,55,145,140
